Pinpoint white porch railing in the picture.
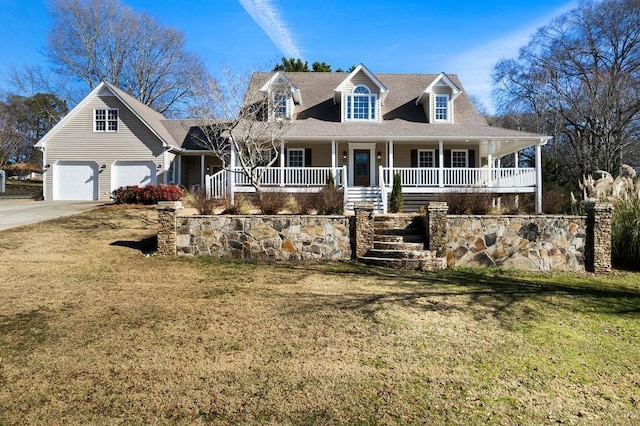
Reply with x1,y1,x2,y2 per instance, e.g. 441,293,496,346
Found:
381,167,535,188
205,169,228,199
231,166,345,187
206,166,536,200
206,167,346,198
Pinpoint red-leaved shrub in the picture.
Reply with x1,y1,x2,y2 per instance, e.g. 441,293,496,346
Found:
112,184,183,204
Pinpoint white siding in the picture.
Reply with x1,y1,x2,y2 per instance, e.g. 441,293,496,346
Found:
43,94,166,200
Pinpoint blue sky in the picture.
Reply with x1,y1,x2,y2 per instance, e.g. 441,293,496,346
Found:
0,0,575,112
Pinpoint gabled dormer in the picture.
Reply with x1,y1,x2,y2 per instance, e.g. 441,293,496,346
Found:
334,64,388,123
416,72,461,123
260,71,302,121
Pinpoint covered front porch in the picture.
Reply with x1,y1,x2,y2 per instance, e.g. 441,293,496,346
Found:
203,137,548,213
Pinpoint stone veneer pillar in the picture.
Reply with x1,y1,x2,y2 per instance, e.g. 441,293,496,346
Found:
354,203,375,258
426,202,448,258
583,201,614,274
156,201,183,256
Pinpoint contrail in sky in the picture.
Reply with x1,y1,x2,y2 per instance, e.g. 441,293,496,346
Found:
238,0,301,58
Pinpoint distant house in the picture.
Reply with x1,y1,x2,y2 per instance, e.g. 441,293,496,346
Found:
36,65,550,212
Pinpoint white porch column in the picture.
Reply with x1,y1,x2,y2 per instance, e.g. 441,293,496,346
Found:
438,140,444,187
487,141,493,187
177,155,182,186
280,140,285,186
162,150,168,185
535,142,543,213
388,140,394,168
200,154,205,188
229,140,236,204
514,150,519,171
331,139,336,168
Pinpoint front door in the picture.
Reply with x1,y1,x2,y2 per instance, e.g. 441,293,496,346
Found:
354,150,371,186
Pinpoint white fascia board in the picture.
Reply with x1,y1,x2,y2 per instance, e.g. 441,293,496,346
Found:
261,71,302,104
334,63,389,105
417,72,462,106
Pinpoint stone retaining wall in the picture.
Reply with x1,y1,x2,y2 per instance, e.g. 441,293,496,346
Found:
175,214,352,260
158,201,613,274
446,215,586,271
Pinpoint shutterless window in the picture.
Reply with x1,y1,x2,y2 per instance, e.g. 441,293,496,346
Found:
418,149,435,167
346,85,377,121
434,95,449,121
288,149,304,167
451,150,468,168
95,108,118,132
274,93,288,119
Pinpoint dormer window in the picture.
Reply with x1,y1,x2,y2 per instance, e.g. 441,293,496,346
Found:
273,93,289,120
434,95,449,121
416,72,460,123
345,85,378,121
261,71,301,122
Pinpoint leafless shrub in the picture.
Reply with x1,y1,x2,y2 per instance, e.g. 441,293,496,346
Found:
256,190,289,214
294,192,318,215
437,191,494,215
221,193,250,215
316,187,343,215
542,186,570,214
182,189,220,215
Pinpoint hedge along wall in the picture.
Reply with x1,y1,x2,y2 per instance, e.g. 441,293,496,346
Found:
446,215,586,271
175,214,352,260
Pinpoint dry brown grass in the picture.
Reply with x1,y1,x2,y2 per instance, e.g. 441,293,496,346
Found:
1,206,639,424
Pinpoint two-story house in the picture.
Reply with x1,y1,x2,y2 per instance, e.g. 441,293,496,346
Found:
36,64,550,213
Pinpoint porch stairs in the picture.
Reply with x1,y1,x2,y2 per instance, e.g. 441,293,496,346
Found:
344,186,384,213
359,215,447,271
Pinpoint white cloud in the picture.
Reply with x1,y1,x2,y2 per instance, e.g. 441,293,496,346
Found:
238,0,301,58
445,1,577,113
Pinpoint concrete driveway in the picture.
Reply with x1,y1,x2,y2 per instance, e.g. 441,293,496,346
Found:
0,199,107,231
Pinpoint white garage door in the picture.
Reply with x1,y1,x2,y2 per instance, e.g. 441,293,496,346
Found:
53,161,99,200
112,161,157,191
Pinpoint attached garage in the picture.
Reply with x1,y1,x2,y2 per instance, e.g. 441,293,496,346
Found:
111,161,157,192
53,161,99,200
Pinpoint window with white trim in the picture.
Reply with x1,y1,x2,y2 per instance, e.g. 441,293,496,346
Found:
345,85,377,121
451,150,468,168
94,108,118,132
287,148,304,167
273,93,289,120
418,149,435,168
434,94,449,121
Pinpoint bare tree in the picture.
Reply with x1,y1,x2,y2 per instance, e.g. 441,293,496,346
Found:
190,66,292,197
493,0,640,184
45,0,209,115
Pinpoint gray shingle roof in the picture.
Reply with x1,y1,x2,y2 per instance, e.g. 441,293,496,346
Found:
103,82,182,149
247,72,548,141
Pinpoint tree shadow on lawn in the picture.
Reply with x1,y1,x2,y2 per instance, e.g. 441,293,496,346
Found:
272,262,640,327
110,235,157,254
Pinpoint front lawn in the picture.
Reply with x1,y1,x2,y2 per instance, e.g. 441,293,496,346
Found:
0,206,638,424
